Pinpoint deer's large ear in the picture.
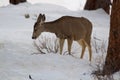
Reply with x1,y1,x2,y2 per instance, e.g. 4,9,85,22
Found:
42,14,46,21
37,14,42,22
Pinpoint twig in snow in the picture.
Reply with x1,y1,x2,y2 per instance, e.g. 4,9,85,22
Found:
33,41,46,54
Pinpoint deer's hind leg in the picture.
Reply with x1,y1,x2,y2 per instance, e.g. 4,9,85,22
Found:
59,38,65,55
84,39,92,61
77,39,86,59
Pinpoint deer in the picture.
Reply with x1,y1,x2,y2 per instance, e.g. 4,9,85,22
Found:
32,14,92,61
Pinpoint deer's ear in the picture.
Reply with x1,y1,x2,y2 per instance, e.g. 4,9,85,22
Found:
38,13,42,18
37,14,42,22
42,14,46,21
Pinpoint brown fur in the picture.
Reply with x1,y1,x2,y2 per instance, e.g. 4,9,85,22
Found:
32,14,92,61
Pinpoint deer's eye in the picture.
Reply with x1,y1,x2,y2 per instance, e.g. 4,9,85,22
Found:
34,28,37,32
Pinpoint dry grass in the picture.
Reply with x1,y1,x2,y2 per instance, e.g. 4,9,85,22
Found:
33,33,59,54
91,36,118,80
92,36,107,54
91,54,115,80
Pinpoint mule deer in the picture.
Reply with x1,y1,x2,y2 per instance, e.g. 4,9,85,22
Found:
32,14,92,61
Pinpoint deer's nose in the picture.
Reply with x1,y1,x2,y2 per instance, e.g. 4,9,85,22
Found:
32,36,36,39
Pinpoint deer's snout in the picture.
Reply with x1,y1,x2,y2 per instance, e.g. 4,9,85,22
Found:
32,36,36,39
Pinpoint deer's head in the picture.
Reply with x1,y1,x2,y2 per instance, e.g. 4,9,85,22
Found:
32,14,46,39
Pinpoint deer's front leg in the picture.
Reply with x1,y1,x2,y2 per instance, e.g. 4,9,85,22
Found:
67,38,73,55
59,38,65,55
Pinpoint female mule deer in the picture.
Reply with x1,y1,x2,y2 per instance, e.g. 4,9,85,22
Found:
32,14,92,61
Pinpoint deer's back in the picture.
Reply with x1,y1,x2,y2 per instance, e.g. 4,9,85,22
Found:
52,16,92,40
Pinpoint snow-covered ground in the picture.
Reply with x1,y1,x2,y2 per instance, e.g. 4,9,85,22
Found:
0,2,117,80
0,0,86,11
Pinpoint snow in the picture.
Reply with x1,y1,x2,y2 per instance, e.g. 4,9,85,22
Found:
0,2,118,80
0,0,86,11
28,0,86,11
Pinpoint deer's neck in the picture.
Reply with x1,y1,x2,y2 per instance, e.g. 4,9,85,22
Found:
44,22,57,34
